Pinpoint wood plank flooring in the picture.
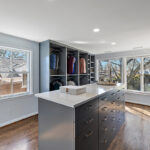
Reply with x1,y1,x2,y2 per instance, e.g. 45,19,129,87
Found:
0,102,150,150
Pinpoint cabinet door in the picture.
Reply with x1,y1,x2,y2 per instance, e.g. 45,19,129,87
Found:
75,98,99,150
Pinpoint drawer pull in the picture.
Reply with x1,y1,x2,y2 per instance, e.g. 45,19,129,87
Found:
111,117,116,121
104,127,108,132
111,109,115,112
101,107,107,111
111,93,115,95
111,101,115,104
101,139,108,144
112,127,116,131
85,131,93,138
103,116,108,121
86,118,94,124
86,104,93,110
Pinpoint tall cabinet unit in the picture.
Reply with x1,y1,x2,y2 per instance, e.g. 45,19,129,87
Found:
90,55,96,83
40,40,96,93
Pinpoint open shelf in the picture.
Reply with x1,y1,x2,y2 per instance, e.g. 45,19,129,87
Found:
40,40,96,92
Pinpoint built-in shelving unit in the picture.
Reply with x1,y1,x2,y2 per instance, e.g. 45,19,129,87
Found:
40,40,96,92
90,55,96,83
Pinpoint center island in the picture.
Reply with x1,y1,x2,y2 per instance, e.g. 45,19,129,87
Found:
35,83,125,150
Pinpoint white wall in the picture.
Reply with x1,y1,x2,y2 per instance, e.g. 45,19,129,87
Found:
96,48,150,106
0,33,39,127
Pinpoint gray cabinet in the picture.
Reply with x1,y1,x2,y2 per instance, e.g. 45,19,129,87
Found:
99,90,125,150
38,90,125,150
75,98,99,150
39,40,96,93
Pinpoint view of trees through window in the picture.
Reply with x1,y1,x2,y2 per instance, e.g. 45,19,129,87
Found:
127,58,141,91
99,56,150,92
144,57,150,91
99,59,122,84
0,48,30,97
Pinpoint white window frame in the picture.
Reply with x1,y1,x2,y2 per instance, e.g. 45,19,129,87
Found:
0,46,33,100
99,58,123,83
124,56,150,94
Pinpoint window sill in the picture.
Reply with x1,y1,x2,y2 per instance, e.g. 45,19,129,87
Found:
126,90,150,95
0,92,34,102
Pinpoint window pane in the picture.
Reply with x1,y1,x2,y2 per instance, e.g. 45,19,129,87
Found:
127,58,141,90
12,51,28,72
110,59,122,83
0,73,12,96
99,60,110,83
144,57,150,91
12,73,28,94
0,49,11,72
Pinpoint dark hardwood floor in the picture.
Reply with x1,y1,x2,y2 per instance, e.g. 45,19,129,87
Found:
0,102,150,150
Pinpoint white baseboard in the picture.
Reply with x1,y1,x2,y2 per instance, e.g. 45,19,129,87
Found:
0,112,38,128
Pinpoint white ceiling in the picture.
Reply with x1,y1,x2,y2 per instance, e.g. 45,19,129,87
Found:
0,0,150,54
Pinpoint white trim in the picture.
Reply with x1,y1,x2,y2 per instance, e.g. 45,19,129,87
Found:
0,46,33,100
0,93,33,102
141,57,144,92
127,90,150,95
0,112,38,128
0,46,31,52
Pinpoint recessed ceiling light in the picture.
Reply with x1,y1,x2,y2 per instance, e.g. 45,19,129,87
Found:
111,42,117,46
72,41,88,44
93,28,100,33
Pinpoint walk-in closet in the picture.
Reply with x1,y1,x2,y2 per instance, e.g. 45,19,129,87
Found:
39,40,96,92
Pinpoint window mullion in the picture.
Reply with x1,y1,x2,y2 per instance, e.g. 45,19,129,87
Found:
10,51,13,94
141,57,144,92
124,58,127,90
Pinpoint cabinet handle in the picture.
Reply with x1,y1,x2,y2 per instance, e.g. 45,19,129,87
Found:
102,107,107,111
86,104,93,110
104,127,108,132
86,118,94,124
85,131,93,138
111,117,115,121
111,93,115,95
111,109,115,112
112,127,116,131
101,139,108,144
111,101,115,104
103,116,108,121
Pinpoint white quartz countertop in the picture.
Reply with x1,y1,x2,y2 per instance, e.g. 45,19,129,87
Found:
35,83,125,108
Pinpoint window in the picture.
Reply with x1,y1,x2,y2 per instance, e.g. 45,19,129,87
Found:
110,59,122,83
0,47,31,98
127,57,141,91
144,57,150,92
99,59,122,84
99,60,109,83
126,56,150,92
98,55,150,93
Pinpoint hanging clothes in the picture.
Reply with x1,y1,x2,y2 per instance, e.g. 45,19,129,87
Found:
50,54,56,69
80,58,86,74
72,57,76,73
68,56,76,74
50,53,59,70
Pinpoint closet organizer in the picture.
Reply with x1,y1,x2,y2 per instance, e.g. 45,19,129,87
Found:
39,40,96,93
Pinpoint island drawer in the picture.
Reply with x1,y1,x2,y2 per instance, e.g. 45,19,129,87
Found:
76,127,98,150
75,98,99,121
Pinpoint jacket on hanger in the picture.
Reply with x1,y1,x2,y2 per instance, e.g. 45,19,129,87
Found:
80,58,86,74
68,56,76,74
